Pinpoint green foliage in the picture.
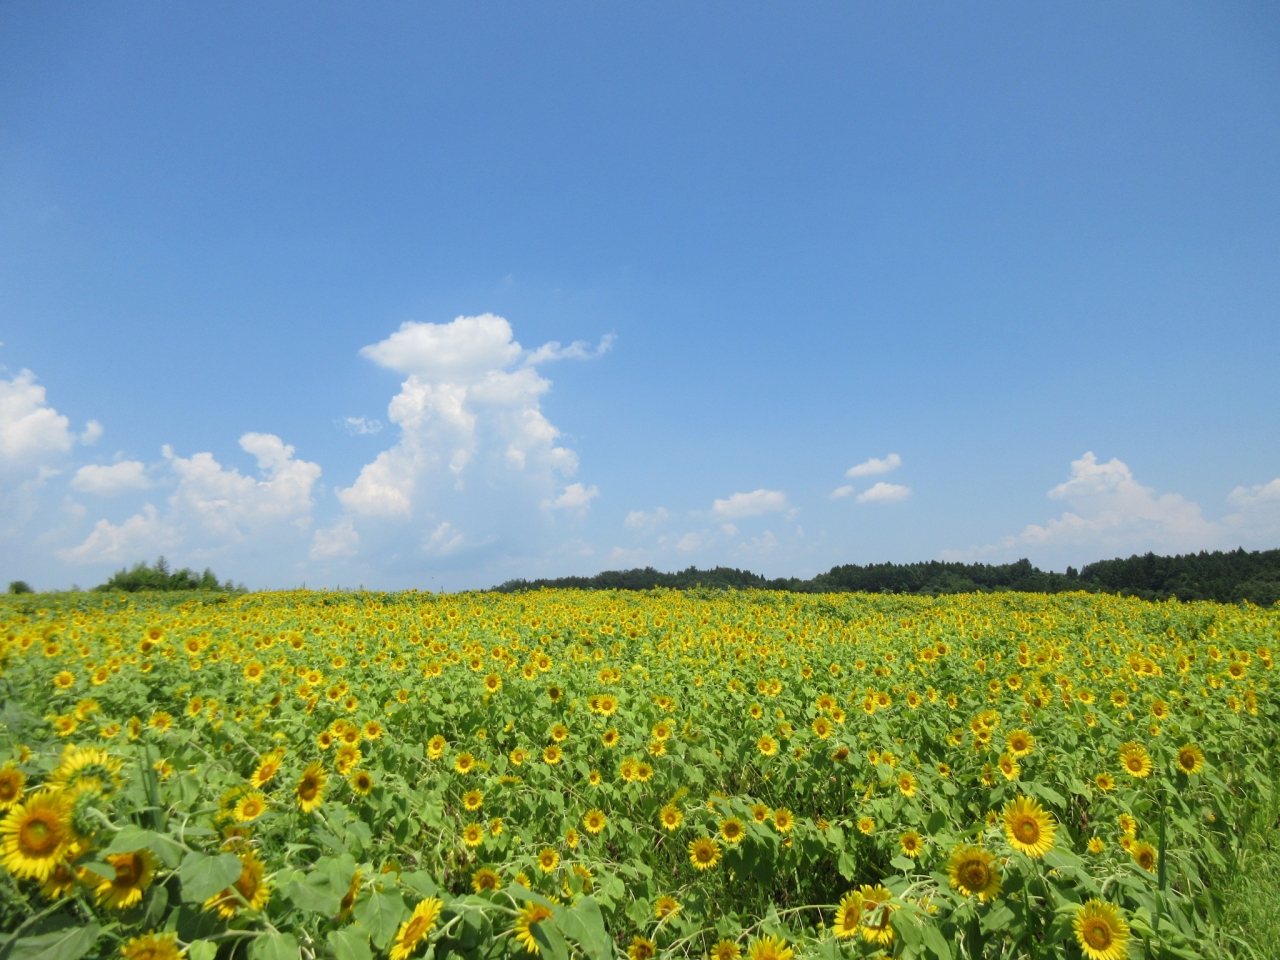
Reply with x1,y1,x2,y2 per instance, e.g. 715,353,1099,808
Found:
8,580,33,594
495,548,1280,604
93,556,242,593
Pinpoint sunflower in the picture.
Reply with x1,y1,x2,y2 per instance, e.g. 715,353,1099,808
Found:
602,729,620,748
859,884,896,945
462,824,485,847
295,763,327,813
659,804,684,831
947,845,1002,901
388,897,443,960
997,753,1020,781
120,932,183,960
832,890,864,939
710,940,742,960
773,808,795,833
49,745,123,798
250,750,284,787
1006,729,1035,757
1176,743,1205,775
899,830,925,858
1088,837,1106,854
857,816,875,836
1074,900,1130,960
0,790,72,881
350,770,374,796
537,847,560,873
0,766,25,810
688,836,721,870
95,849,156,910
628,936,656,960
1129,841,1158,873
543,745,562,765
1002,795,1056,858
454,752,476,774
1119,742,1152,778
233,791,268,822
472,867,501,892
750,803,771,824
41,859,80,900
1118,813,1138,837
583,809,607,834
514,902,555,954
757,735,778,757
898,772,918,797
427,735,447,760
463,790,484,811
747,936,793,960
654,895,680,919
719,817,746,845
204,849,271,918
1095,772,1116,792
335,745,362,774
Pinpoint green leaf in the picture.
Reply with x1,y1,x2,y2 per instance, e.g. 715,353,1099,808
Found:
105,826,157,854
555,898,610,960
179,852,245,902
250,933,299,960
921,920,952,960
187,942,217,960
400,871,439,899
327,928,372,960
285,877,342,916
354,890,406,949
890,856,917,872
531,917,569,960
9,925,101,960
980,904,1015,933
837,850,857,880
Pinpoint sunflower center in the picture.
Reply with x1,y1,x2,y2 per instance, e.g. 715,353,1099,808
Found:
19,814,61,855
1015,819,1040,843
1083,919,1111,948
959,861,989,889
116,857,140,885
403,917,428,942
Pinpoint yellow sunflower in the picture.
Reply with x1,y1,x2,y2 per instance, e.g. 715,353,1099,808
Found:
349,770,374,796
389,897,443,960
747,936,793,960
1129,841,1158,873
514,902,555,954
628,936,656,960
719,817,746,845
204,849,271,918
947,845,1002,901
688,836,721,870
0,766,25,810
462,823,485,847
471,867,501,892
1074,900,1130,960
1119,742,1152,779
537,847,560,873
659,804,684,831
120,932,183,960
859,884,897,946
295,762,328,813
233,791,268,822
832,890,864,939
1176,743,1205,775
96,849,157,909
899,830,925,858
583,809,607,834
1002,795,1056,858
250,749,284,787
710,940,741,960
773,808,795,833
0,790,72,881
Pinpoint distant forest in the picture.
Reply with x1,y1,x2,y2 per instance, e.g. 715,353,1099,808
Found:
494,548,1280,605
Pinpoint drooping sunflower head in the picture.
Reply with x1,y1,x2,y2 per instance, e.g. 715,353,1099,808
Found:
514,902,555,955
49,745,123,799
947,845,1002,901
1130,841,1158,873
0,766,26,810
857,885,897,945
389,897,443,960
95,848,157,910
1073,899,1130,960
746,936,793,960
1002,795,1057,858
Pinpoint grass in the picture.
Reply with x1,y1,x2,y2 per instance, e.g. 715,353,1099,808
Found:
1216,791,1280,958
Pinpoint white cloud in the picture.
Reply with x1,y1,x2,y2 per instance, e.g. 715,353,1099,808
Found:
1012,452,1214,551
60,433,321,564
856,482,912,504
1226,478,1280,510
310,517,360,560
712,489,789,519
831,484,855,499
71,461,151,496
342,416,383,435
0,370,76,467
676,531,704,553
847,454,901,478
424,521,465,555
80,421,103,445
544,482,599,513
338,315,583,521
524,333,616,366
720,523,738,536
625,507,671,530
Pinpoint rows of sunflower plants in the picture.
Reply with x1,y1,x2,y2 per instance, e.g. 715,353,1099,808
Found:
0,588,1276,960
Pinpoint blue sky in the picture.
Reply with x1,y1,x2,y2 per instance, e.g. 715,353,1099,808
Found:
2,2,1278,590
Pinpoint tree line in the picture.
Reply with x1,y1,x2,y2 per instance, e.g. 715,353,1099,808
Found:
493,547,1280,605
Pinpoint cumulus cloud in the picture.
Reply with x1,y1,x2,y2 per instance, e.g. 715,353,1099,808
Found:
71,461,151,496
543,482,599,514
309,517,360,560
0,370,77,468
60,433,321,564
712,489,789,519
856,482,912,504
831,485,855,500
424,521,465,555
847,454,901,478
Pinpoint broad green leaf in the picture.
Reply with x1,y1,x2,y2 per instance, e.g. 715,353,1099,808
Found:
187,942,217,960
327,929,372,960
285,878,342,916
9,924,100,960
179,852,245,902
250,933,299,960
531,917,569,960
354,890,406,949
105,826,157,854
555,897,610,960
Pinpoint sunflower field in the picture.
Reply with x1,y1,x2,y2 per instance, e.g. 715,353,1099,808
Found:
1,589,1277,960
